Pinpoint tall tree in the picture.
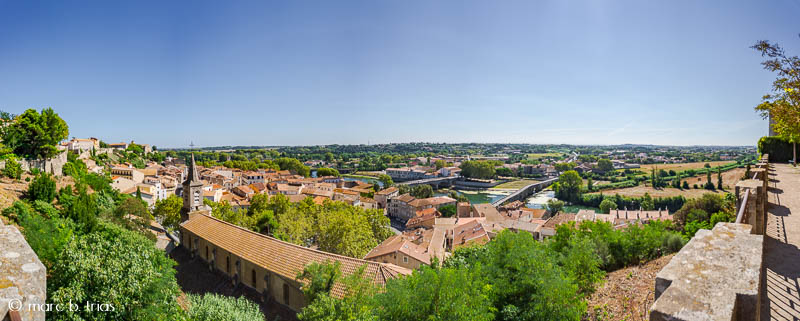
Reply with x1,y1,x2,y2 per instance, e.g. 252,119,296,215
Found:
3,108,69,159
752,38,800,165
555,170,583,203
153,195,182,232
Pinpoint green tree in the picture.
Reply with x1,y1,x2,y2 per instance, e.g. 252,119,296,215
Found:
546,199,565,216
17,204,75,270
586,177,593,191
248,193,279,234
555,170,583,203
717,168,724,190
410,184,433,198
66,185,99,233
448,190,468,203
378,174,394,188
641,192,655,211
48,223,184,320
375,266,495,321
111,197,152,238
298,264,377,321
682,180,690,189
554,162,576,172
316,167,340,177
434,159,446,170
704,171,715,190
153,195,183,232
297,260,343,303
599,199,617,214
557,237,606,296
316,207,378,258
276,157,311,177
596,158,614,173
439,204,457,217
3,108,69,159
460,160,496,179
324,152,335,163
28,172,57,203
479,231,586,320
752,39,800,165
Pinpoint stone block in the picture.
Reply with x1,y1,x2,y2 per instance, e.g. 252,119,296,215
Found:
0,224,46,321
650,223,763,321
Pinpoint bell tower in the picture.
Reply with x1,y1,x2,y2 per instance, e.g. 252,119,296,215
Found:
181,153,204,222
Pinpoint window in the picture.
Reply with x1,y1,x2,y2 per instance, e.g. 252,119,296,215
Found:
252,269,257,288
205,246,208,259
283,283,290,305
403,256,408,263
226,256,230,274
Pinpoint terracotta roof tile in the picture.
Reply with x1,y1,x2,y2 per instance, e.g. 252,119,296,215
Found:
181,214,409,298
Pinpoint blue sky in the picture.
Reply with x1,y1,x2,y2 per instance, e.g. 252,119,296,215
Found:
1,0,799,148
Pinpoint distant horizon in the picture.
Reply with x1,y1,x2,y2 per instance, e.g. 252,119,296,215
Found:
3,1,798,147
153,141,757,150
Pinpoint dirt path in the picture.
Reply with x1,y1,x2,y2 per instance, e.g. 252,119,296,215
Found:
763,163,800,320
586,254,675,321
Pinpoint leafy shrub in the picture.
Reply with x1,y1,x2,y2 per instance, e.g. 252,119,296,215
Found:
551,220,684,271
48,222,184,320
187,293,264,321
18,206,74,269
599,199,617,214
28,172,57,203
439,204,457,217
663,233,685,253
3,158,22,179
758,136,798,163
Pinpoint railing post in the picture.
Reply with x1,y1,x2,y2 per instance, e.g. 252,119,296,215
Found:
736,179,764,235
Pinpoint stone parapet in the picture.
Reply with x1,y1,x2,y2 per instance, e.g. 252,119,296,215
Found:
0,222,46,321
650,223,764,321
736,179,766,235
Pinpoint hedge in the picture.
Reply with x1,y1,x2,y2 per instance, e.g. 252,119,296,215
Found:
579,194,686,213
758,136,798,163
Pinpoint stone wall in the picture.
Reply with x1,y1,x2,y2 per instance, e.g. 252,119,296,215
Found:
0,151,68,176
650,223,763,321
0,221,47,321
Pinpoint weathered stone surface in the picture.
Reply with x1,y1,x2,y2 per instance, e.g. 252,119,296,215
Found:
650,223,763,321
0,222,46,321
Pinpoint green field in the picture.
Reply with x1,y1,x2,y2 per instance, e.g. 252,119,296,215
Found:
526,152,562,160
491,179,540,190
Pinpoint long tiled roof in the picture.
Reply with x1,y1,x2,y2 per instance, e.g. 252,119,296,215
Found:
181,214,410,297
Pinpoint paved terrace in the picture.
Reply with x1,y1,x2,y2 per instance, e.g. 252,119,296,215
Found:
763,163,800,321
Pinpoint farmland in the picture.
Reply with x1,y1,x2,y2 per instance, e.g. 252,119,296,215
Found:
590,167,746,198
635,161,735,172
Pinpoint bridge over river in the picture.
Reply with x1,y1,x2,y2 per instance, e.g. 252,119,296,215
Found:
490,177,559,207
397,176,461,189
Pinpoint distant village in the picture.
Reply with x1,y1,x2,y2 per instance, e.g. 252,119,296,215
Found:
59,137,694,272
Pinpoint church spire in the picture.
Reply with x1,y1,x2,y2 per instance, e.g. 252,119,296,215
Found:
187,153,199,183
181,152,204,222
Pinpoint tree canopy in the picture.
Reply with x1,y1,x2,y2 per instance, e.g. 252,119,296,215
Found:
752,39,800,164
2,108,69,159
460,160,497,179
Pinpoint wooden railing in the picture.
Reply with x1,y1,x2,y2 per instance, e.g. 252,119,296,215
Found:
735,190,750,224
